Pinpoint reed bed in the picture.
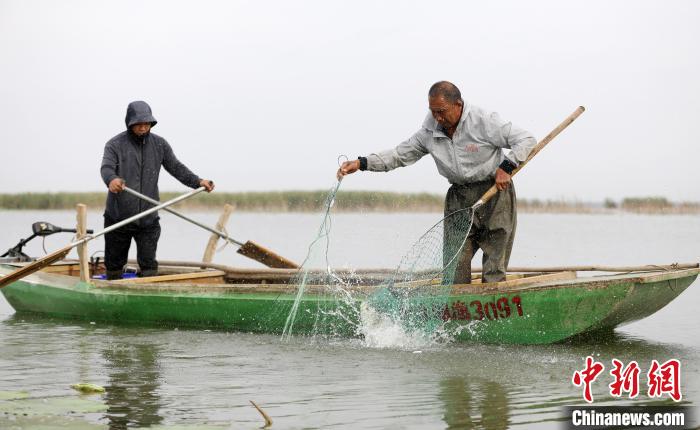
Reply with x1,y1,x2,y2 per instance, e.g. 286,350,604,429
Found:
0,192,698,214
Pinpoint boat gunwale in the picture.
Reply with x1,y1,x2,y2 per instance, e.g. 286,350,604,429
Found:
451,267,700,295
82,268,700,296
2,264,698,297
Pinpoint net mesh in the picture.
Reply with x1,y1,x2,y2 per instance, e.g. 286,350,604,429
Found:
366,208,474,336
281,180,359,340
279,182,476,344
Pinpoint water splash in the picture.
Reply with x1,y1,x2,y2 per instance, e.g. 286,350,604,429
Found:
356,301,484,350
280,186,475,350
357,302,435,350
364,208,474,339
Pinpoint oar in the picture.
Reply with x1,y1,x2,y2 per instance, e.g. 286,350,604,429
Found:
122,186,299,269
0,187,206,289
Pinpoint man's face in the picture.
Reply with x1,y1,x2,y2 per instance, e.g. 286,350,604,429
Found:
429,96,462,131
131,122,152,136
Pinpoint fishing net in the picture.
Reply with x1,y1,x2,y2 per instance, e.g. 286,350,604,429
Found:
279,177,477,343
280,180,363,340
364,208,474,337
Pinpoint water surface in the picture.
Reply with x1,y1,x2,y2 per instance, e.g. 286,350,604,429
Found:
1,210,698,428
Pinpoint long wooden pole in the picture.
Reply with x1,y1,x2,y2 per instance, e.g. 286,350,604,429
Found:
475,106,586,208
0,187,206,289
147,260,697,274
123,187,244,247
504,263,699,272
122,186,299,269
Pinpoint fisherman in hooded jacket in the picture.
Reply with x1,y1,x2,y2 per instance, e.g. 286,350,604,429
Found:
100,101,214,280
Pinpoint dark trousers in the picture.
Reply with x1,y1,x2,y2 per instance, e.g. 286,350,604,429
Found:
444,179,517,284
104,217,161,279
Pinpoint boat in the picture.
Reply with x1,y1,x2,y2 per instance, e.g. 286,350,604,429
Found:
1,257,697,345
1,108,610,345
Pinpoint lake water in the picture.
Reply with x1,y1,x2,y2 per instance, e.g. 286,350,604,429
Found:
0,210,699,429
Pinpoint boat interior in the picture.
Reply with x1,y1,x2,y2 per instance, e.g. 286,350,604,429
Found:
0,257,583,288
2,219,697,293
2,256,697,294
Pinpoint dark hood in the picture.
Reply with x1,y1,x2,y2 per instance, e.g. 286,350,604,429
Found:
125,101,158,128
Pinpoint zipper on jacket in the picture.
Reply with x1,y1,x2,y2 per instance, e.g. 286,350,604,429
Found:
448,138,464,180
139,140,144,214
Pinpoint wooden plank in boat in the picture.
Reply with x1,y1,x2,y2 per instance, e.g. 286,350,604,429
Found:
452,271,578,292
110,270,227,285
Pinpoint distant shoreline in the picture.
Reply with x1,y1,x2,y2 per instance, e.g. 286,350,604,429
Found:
0,192,698,215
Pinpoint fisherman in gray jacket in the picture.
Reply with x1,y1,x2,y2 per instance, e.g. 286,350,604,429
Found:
100,101,214,280
337,81,536,283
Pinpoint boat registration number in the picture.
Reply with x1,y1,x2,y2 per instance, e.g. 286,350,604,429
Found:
442,296,524,321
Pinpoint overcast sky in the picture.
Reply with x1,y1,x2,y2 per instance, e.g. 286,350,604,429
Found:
1,0,698,202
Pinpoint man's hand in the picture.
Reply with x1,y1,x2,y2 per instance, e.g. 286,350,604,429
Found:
199,179,215,192
495,168,511,191
108,178,125,193
337,160,361,180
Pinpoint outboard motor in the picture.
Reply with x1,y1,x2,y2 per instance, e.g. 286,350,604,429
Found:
2,222,94,262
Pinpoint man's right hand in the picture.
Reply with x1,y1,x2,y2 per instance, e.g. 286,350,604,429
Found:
108,178,125,193
337,160,361,180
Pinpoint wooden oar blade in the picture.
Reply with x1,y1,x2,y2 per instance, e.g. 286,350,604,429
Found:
0,246,72,289
237,241,299,269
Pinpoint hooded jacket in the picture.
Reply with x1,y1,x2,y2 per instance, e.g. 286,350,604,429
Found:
100,101,201,225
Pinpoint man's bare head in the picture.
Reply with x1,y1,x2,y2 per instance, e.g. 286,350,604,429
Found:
428,81,462,105
428,81,463,132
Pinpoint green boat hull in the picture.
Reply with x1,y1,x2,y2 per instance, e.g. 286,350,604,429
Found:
1,266,697,344
442,272,697,344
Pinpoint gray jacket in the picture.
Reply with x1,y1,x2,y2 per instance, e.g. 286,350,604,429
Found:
366,102,537,184
100,101,201,225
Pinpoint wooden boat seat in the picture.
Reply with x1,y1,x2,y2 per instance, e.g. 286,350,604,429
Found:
384,271,578,291
4,260,222,283
109,270,227,285
452,271,578,292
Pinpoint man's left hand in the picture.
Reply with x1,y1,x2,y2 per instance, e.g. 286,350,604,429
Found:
200,179,215,192
495,168,511,191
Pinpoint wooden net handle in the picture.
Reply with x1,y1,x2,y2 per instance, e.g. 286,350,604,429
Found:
476,106,585,206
